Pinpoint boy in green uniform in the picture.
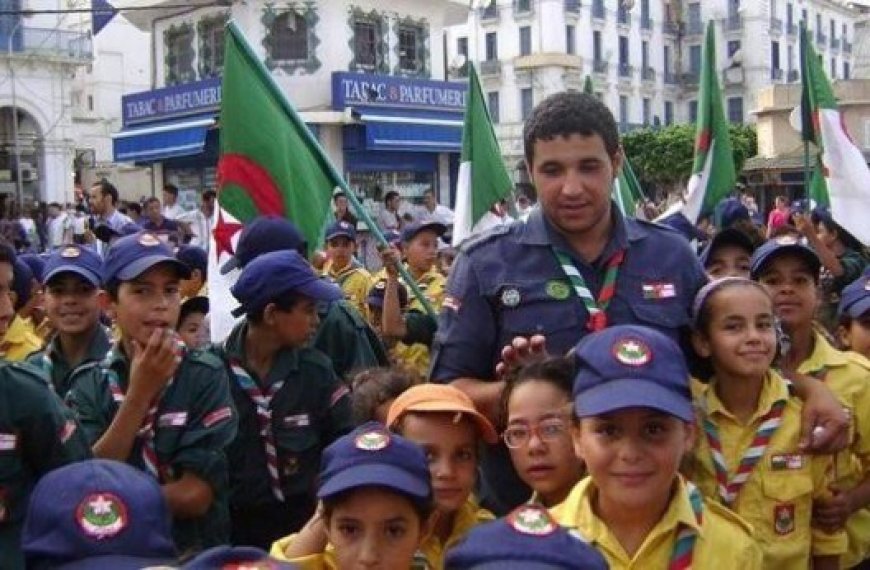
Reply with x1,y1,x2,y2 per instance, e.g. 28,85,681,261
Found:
26,244,111,397
66,231,238,557
0,240,92,570
217,249,353,549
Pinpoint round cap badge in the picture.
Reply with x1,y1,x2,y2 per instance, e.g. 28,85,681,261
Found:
507,505,557,536
613,338,652,367
355,430,390,451
76,492,129,540
60,246,81,258
501,287,521,307
138,233,161,247
775,235,799,246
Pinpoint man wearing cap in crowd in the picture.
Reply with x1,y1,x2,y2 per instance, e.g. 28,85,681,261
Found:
322,220,372,318
217,249,353,549
0,238,92,570
66,231,237,556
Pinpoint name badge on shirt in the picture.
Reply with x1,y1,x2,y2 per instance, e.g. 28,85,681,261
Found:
0,433,18,451
770,453,804,471
158,411,188,428
284,413,311,428
642,282,677,299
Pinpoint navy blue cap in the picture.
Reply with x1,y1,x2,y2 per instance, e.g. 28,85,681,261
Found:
220,216,307,274
571,325,694,422
698,227,755,268
401,220,447,243
230,250,342,318
715,197,750,229
660,212,708,243
102,231,191,284
183,546,298,569
383,229,402,246
94,222,140,244
22,459,176,569
12,258,33,308
43,245,102,287
325,220,357,242
366,278,409,309
749,234,821,279
19,253,45,283
790,199,810,215
176,244,208,276
838,275,870,320
445,504,608,570
318,421,432,501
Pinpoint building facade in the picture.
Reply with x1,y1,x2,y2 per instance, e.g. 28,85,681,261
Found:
112,0,468,216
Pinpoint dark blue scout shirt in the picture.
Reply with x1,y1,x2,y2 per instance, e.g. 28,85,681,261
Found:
0,361,91,570
66,347,238,556
217,320,354,512
313,299,389,380
26,325,113,398
430,206,707,512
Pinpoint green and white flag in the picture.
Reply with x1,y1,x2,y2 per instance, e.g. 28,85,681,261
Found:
800,24,870,244
453,63,513,246
682,21,736,225
613,158,646,219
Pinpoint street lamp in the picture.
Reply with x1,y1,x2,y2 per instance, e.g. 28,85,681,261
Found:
8,17,24,214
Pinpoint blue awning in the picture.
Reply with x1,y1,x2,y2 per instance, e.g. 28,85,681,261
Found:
358,113,462,153
112,117,215,164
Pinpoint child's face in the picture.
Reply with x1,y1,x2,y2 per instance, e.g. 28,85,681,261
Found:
706,244,751,280
756,254,818,331
692,285,776,380
506,380,582,507
404,231,439,275
400,412,478,514
327,237,356,268
839,314,870,358
573,408,694,516
178,311,207,349
112,263,182,347
269,296,319,348
0,262,14,335
327,487,424,570
44,274,102,335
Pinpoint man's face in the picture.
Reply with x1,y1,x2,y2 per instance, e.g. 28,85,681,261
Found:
201,194,215,217
423,192,436,210
163,190,176,206
146,200,162,222
529,133,620,239
88,186,106,215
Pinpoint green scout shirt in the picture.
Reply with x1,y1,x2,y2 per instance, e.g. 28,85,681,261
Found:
404,311,437,347
1,361,91,570
314,300,388,380
218,321,353,514
66,347,238,556
820,248,868,330
26,325,112,397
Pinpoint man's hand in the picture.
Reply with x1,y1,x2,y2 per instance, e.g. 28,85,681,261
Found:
495,335,549,379
798,378,850,453
127,328,182,403
793,212,815,238
813,488,853,532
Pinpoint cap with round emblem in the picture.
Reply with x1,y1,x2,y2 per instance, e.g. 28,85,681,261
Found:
102,231,191,284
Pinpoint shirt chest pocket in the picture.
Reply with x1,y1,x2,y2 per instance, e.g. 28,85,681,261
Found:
616,274,690,330
758,471,813,541
497,284,581,349
274,425,320,496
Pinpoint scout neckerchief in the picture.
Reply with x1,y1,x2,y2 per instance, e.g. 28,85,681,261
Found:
226,349,286,502
670,481,704,570
103,336,186,480
332,259,364,287
702,391,787,507
552,248,625,331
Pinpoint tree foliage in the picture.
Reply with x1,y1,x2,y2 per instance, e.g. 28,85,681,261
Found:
622,123,757,191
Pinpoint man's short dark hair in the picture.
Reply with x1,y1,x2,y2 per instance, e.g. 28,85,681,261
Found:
93,180,120,206
126,201,142,215
523,92,620,167
333,192,345,203
202,190,216,201
144,197,160,207
163,184,179,196
48,202,62,210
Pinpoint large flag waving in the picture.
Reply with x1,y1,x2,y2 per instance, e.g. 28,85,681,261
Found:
681,21,736,224
452,63,513,246
613,158,646,219
799,24,870,244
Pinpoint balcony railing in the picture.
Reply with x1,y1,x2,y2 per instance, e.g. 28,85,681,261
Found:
843,40,852,54
682,71,700,85
3,27,92,62
686,20,703,35
479,3,499,21
514,0,532,14
592,1,605,20
831,37,840,52
770,18,783,33
480,59,502,75
618,63,633,78
816,32,827,47
641,17,652,31
771,68,783,81
593,59,608,73
642,67,656,81
664,71,679,84
564,0,581,14
787,22,797,35
617,10,631,26
787,69,799,82
726,16,743,31
663,21,680,35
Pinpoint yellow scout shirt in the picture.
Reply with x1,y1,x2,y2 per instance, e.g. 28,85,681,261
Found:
0,315,43,361
323,259,372,319
686,371,847,568
550,476,762,569
270,499,491,569
799,332,870,568
387,267,444,376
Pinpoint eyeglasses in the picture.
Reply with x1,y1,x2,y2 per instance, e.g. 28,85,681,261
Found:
503,418,569,449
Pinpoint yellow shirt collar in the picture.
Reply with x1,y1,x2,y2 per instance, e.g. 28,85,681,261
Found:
700,370,791,424
798,330,848,376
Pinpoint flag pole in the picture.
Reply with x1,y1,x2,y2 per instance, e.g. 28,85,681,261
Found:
224,22,436,319
800,22,811,201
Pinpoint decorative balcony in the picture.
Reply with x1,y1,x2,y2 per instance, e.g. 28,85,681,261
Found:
617,9,631,27
479,3,499,22
480,59,502,76
770,17,783,34
593,59,608,74
564,0,581,15
816,32,827,47
3,27,92,63
618,63,634,78
686,20,703,36
843,40,852,54
663,21,680,36
642,67,656,82
592,1,605,21
664,71,679,84
830,37,840,52
787,22,797,35
787,69,799,82
771,68,783,81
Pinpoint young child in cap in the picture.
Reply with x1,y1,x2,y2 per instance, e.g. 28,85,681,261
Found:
751,236,870,568
183,546,298,569
272,421,435,569
322,220,372,318
837,274,870,359
25,244,111,397
17,253,48,340
176,244,208,299
0,258,43,361
276,384,496,568
366,277,433,380
217,249,353,549
444,503,608,569
177,296,209,350
686,277,846,568
551,324,762,569
502,357,585,508
66,230,238,556
698,227,755,280
22,459,177,569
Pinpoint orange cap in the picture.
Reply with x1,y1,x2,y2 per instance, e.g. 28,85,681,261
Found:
386,384,498,444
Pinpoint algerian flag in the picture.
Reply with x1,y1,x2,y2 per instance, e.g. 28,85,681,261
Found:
453,63,513,246
613,158,646,219
681,21,736,225
799,23,870,244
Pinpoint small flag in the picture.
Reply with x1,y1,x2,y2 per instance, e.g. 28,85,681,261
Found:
91,0,117,36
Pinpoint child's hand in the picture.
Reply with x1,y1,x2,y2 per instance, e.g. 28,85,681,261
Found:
128,327,182,402
380,246,402,278
813,488,853,532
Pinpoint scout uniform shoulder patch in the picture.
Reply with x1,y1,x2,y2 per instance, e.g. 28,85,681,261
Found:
546,280,570,300
613,338,652,367
355,430,390,451
507,505,558,536
76,492,129,539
